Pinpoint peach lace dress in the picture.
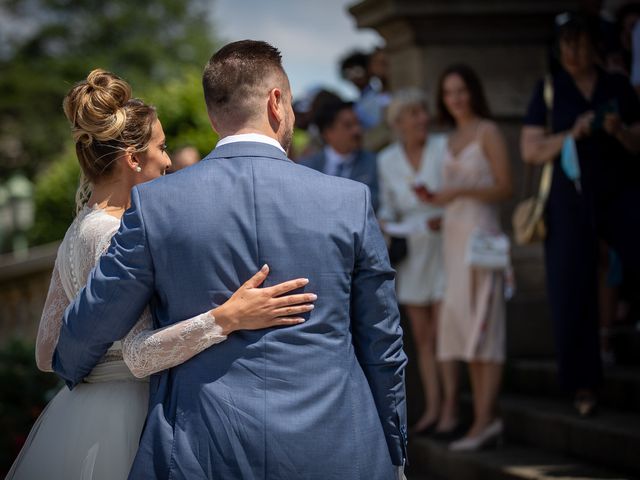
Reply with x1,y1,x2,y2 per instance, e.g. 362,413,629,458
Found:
7,205,228,480
437,124,506,363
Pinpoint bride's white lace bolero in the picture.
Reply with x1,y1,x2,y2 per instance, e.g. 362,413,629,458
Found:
35,205,227,378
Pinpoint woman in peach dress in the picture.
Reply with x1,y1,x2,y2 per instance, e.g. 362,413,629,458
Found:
425,64,512,451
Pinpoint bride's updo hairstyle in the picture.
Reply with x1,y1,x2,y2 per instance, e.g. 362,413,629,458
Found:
62,69,157,209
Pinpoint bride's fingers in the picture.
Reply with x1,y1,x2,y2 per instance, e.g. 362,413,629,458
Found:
264,277,309,296
271,304,314,317
271,293,317,308
243,264,269,289
270,317,306,325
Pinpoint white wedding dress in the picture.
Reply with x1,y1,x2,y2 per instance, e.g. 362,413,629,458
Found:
7,205,228,480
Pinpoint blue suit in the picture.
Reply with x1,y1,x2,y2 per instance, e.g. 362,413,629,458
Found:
53,142,408,479
298,149,379,212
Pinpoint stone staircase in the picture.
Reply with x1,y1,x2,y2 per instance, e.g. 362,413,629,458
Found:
404,244,640,480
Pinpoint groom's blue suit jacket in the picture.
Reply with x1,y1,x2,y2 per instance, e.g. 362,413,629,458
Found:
53,142,408,479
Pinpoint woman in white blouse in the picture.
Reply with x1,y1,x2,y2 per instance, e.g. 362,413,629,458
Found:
7,69,316,480
377,88,450,434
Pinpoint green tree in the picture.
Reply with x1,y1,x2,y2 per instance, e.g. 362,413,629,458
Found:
0,0,216,179
27,147,79,246
144,67,219,157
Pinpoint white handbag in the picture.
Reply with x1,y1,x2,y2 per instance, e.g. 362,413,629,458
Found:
465,229,511,270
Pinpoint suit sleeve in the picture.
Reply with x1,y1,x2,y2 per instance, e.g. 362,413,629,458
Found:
53,187,155,388
351,184,408,466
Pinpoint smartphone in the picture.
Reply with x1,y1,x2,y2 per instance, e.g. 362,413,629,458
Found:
591,99,619,131
412,182,434,201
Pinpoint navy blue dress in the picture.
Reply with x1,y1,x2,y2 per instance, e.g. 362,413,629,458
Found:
524,67,640,392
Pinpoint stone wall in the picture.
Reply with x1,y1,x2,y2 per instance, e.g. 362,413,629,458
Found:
0,243,58,344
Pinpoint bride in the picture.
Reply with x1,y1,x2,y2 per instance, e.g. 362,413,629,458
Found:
7,69,316,480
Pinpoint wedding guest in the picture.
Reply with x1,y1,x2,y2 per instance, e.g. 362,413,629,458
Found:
377,88,448,435
291,88,341,159
340,49,390,131
299,100,379,211
614,2,640,75
167,145,200,172
429,64,512,450
521,13,640,417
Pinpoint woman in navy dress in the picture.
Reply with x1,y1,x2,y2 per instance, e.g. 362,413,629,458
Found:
521,13,640,416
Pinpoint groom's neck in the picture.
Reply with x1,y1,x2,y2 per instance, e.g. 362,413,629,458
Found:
221,126,279,141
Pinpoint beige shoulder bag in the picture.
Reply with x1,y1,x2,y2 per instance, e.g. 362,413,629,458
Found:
512,75,554,245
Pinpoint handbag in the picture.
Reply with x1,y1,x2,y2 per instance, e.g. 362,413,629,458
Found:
512,162,552,244
465,229,511,270
512,74,554,245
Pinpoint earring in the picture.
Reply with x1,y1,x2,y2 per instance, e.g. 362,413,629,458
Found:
135,166,142,173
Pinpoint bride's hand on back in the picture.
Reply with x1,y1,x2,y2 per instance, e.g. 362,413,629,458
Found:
211,265,316,335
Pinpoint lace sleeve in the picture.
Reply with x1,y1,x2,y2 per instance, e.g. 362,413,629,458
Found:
121,307,227,378
35,261,68,372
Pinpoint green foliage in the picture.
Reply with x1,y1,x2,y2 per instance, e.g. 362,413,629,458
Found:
0,0,216,178
143,68,219,157
28,147,79,246
0,0,221,245
0,339,61,474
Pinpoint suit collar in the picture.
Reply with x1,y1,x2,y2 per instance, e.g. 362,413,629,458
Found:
204,141,292,163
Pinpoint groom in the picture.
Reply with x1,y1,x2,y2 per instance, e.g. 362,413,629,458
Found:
53,40,407,479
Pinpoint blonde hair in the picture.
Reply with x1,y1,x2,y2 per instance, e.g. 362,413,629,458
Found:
385,87,428,127
62,69,157,212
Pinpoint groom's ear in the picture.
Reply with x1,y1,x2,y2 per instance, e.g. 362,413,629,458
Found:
267,87,284,124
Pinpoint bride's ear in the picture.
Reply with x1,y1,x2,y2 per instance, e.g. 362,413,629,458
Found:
124,149,142,173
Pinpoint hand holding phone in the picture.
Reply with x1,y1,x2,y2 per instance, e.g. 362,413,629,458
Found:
591,99,619,131
412,182,434,202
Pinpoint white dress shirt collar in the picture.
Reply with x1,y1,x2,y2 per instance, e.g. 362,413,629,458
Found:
216,133,286,154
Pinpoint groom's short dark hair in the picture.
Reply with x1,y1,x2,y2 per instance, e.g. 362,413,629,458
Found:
203,40,288,127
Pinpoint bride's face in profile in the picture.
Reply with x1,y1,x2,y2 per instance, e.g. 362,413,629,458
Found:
133,119,172,184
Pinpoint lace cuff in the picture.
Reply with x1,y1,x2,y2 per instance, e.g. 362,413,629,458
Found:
122,308,227,378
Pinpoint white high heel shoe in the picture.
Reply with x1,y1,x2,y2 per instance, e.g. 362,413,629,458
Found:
448,418,503,452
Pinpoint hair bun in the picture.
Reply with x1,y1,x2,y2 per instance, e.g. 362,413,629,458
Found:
63,69,133,145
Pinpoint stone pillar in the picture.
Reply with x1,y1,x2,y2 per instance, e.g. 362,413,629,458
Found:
350,0,579,112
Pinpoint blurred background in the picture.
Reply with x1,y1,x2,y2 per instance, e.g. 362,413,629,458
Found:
2,0,640,479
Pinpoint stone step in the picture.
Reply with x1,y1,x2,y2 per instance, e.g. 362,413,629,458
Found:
406,435,637,480
499,394,640,476
505,359,640,413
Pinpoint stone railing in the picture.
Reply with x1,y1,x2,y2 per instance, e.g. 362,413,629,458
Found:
0,243,59,344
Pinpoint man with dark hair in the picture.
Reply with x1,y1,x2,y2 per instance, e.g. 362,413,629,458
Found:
54,39,407,480
167,145,200,173
340,50,371,92
340,48,391,132
299,99,379,211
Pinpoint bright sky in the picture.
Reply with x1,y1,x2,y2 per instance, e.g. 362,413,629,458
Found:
211,0,382,101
